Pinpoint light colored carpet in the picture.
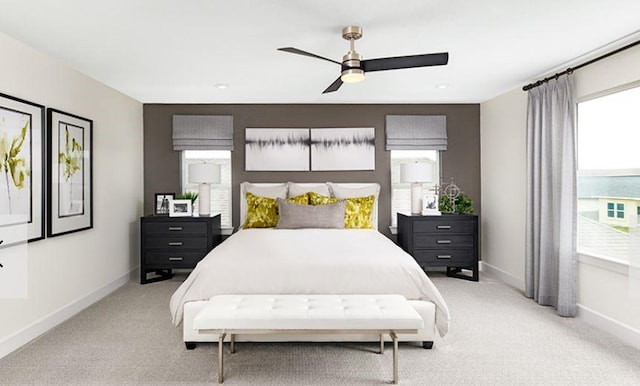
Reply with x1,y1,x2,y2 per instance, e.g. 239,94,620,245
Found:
1,272,639,385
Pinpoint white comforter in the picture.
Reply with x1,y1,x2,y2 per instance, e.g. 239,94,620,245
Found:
170,229,450,336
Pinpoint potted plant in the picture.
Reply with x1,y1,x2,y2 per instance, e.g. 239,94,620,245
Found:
439,193,474,214
176,192,198,205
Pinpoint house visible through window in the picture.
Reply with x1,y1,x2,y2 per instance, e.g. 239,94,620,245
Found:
390,150,440,227
181,150,232,228
576,83,640,263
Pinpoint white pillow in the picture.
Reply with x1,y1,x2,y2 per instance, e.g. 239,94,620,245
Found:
328,183,380,200
287,182,331,198
242,182,288,199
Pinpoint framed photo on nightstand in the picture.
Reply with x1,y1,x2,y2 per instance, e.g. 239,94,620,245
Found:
154,193,174,215
422,194,441,215
169,199,192,217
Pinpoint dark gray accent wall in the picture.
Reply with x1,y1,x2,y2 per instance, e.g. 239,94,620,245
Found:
143,104,480,236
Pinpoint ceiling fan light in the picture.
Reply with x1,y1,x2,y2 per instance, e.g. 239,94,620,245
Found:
341,68,365,83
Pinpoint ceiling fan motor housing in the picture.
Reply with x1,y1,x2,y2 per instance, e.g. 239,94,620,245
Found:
341,51,364,82
341,26,365,82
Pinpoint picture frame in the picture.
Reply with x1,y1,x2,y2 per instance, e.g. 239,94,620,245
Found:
0,93,45,245
422,194,441,216
154,193,175,215
169,199,192,217
47,108,93,237
245,128,310,171
310,127,375,171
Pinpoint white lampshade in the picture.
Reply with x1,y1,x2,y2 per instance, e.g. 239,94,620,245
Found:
400,162,432,183
189,163,220,216
189,163,221,184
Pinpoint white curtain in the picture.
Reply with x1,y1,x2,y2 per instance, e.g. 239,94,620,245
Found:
525,74,577,317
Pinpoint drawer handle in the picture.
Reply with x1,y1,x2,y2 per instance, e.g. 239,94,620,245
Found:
168,227,183,231
437,255,452,259
436,240,451,244
168,257,183,261
168,242,183,246
436,225,451,230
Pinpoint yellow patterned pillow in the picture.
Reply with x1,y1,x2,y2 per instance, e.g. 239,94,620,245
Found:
243,193,309,228
308,192,375,229
243,192,279,228
343,195,376,229
308,192,339,205
288,193,309,205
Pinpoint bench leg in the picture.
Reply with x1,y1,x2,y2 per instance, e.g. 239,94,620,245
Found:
230,334,235,354
380,333,384,354
218,333,226,384
390,331,398,384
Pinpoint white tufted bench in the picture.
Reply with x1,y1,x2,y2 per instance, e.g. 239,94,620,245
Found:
193,294,424,384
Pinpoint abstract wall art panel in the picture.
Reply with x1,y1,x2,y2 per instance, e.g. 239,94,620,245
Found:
245,128,310,171
310,127,375,171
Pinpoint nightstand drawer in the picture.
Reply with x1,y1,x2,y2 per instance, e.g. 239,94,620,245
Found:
145,252,205,267
145,236,208,250
413,220,474,234
144,221,207,236
413,234,474,248
413,249,474,265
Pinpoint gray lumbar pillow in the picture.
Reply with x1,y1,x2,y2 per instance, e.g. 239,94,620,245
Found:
277,198,346,229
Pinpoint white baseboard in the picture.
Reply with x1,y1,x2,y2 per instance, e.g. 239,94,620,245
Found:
0,270,133,359
479,261,525,291
577,303,640,350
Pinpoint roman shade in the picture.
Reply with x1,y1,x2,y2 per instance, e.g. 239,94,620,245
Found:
385,115,447,151
172,115,234,151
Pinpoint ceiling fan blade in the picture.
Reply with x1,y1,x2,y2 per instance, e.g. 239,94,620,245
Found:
278,47,341,65
322,77,343,94
362,52,449,72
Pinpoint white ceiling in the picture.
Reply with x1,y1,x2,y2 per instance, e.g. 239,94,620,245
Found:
1,0,639,104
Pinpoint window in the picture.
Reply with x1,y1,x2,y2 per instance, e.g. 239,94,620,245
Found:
181,150,232,228
390,150,440,227
577,83,640,263
606,202,626,219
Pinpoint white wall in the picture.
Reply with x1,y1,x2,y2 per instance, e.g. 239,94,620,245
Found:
480,43,640,343
0,32,143,356
480,88,528,289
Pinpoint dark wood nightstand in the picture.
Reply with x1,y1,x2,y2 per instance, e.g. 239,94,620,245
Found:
140,214,221,284
397,213,479,281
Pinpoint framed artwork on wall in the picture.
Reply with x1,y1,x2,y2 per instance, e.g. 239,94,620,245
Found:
0,92,45,245
310,127,375,171
47,108,93,237
245,128,310,171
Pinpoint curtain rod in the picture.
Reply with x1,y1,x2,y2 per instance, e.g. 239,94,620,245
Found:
522,39,640,91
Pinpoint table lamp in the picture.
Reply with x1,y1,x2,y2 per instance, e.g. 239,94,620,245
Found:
400,162,432,214
188,163,221,216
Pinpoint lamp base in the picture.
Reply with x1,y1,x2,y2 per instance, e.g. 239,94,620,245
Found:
198,183,210,216
410,182,422,215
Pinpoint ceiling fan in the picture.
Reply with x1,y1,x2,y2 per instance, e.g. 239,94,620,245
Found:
278,26,449,94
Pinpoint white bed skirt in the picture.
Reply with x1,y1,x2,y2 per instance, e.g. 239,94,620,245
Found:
183,299,436,343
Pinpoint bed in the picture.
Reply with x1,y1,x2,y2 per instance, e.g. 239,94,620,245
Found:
169,182,450,348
